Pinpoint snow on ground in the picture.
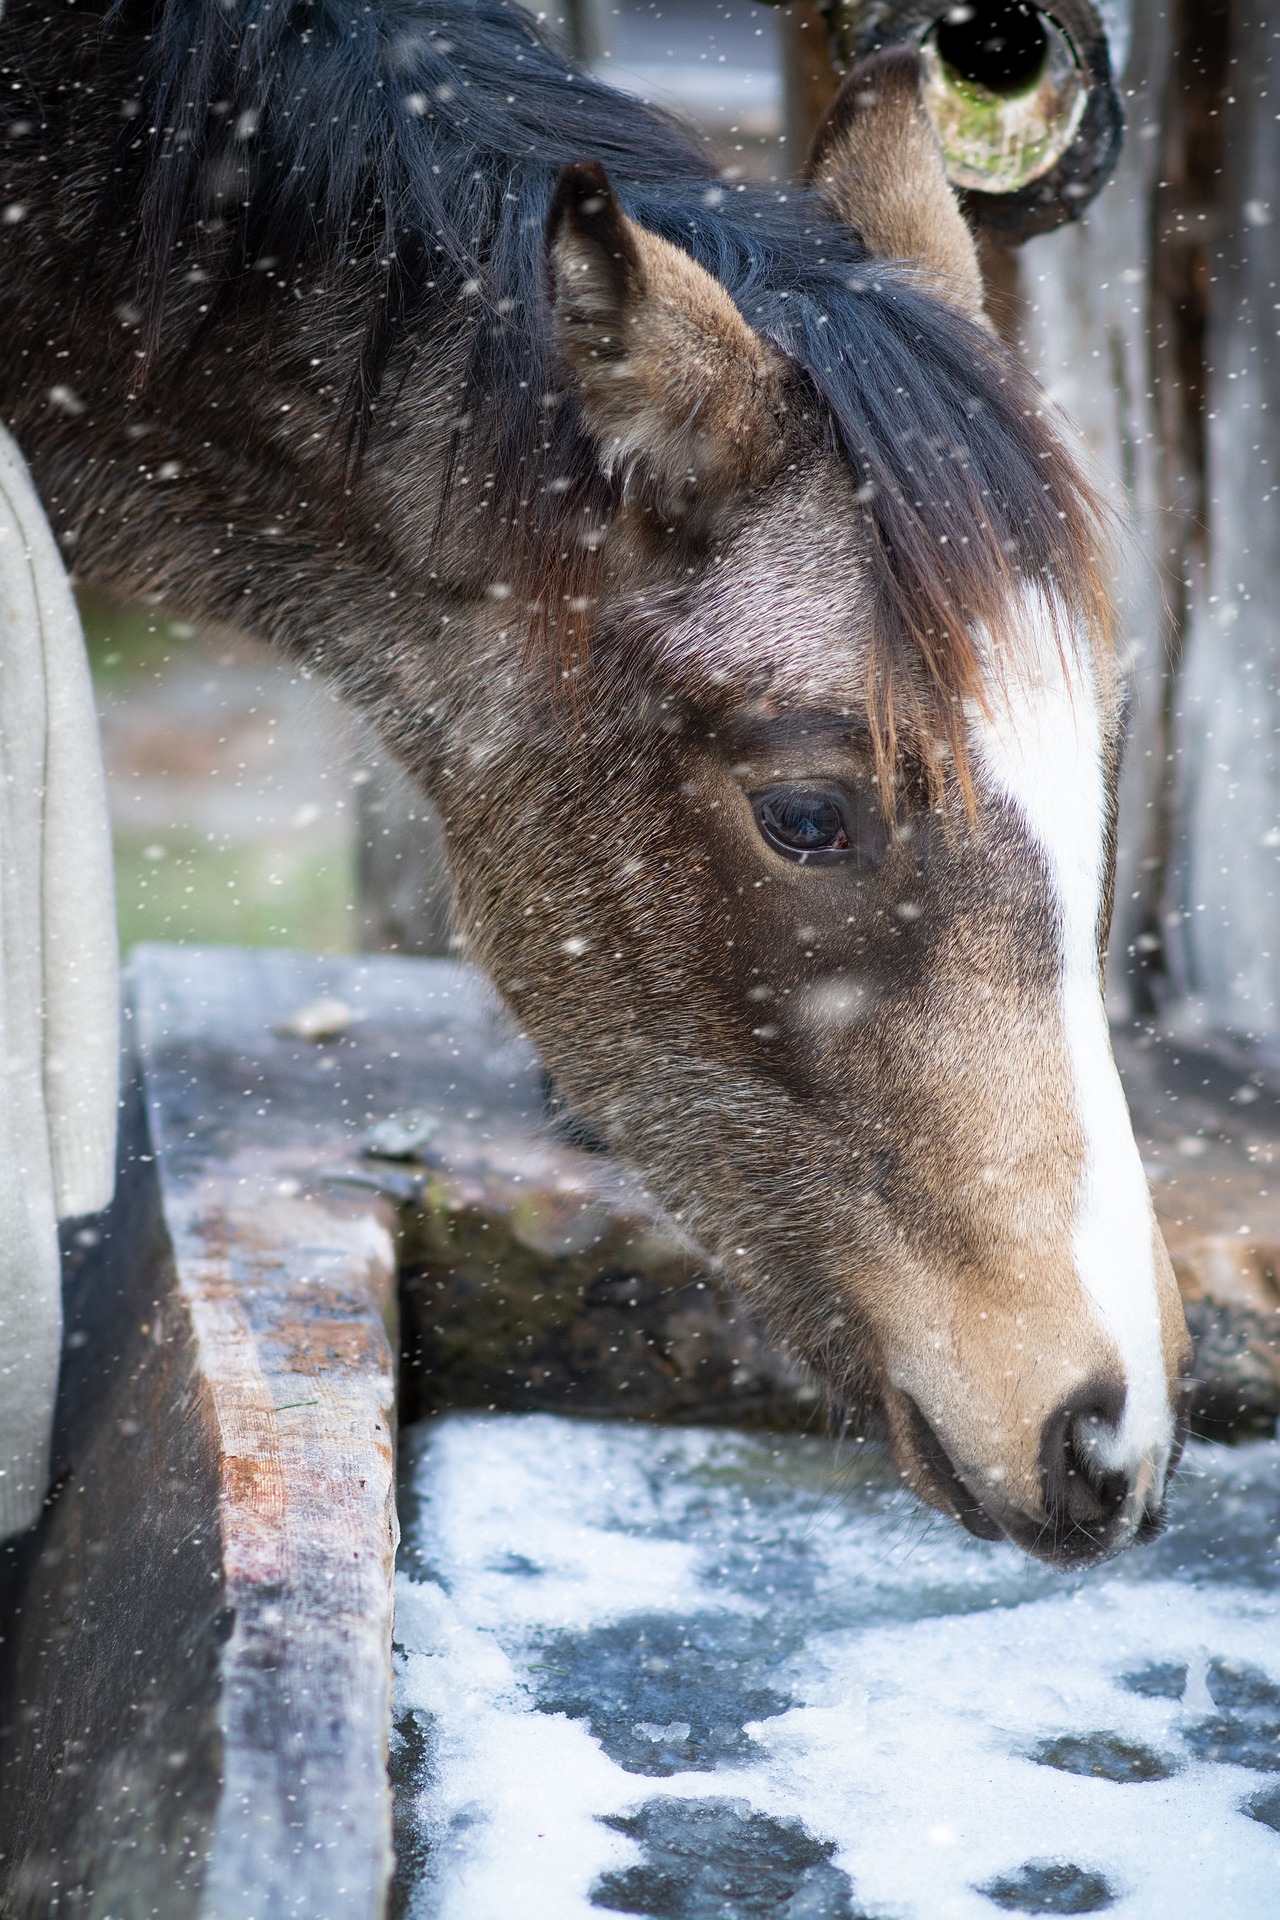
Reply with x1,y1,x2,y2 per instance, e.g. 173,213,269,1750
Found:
392,1415,1280,1919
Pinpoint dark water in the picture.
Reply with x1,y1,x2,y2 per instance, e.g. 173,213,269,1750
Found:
592,1799,863,1920
392,1417,1280,1919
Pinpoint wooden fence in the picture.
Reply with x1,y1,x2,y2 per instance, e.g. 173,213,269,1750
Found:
998,0,1280,1047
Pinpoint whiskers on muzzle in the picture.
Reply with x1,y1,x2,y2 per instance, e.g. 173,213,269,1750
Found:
903,1378,1190,1569
1036,1387,1146,1565
1029,1378,1191,1565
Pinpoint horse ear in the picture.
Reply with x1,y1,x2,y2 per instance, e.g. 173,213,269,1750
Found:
805,48,988,327
546,161,789,511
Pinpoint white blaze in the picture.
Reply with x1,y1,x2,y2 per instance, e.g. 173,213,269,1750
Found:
969,602,1172,1514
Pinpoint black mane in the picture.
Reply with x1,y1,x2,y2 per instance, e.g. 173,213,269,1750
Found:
85,0,1106,747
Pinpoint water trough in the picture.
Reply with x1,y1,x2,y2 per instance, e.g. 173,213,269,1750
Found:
0,946,1276,1917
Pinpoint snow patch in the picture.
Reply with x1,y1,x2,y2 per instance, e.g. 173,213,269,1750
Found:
393,1415,1280,1917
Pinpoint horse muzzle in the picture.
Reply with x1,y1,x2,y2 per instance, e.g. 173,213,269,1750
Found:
885,1375,1190,1569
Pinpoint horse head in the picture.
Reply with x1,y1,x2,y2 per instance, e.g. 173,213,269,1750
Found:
453,50,1189,1567
0,0,1190,1565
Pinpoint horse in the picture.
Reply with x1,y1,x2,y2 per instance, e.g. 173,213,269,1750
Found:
0,0,1190,1566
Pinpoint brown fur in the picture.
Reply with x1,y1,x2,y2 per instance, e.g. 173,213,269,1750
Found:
806,49,990,328
548,162,791,510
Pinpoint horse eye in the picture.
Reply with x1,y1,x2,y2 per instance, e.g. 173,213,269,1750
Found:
754,786,854,863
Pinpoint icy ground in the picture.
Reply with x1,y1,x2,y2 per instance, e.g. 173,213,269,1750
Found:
392,1415,1280,1919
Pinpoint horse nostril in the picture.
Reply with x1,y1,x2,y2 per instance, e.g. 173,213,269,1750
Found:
1039,1384,1130,1551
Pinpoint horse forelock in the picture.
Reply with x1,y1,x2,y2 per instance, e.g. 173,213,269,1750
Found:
88,0,1110,782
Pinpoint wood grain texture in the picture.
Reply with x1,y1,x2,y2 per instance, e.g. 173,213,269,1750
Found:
1,947,455,1919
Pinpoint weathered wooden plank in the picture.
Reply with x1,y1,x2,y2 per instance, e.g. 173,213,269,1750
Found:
125,951,414,1920
1,949,511,1918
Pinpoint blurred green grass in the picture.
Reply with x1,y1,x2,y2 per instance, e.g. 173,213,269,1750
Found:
79,588,181,684
110,833,357,951
80,592,358,955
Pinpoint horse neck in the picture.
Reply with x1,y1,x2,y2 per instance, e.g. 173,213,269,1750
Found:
0,132,482,768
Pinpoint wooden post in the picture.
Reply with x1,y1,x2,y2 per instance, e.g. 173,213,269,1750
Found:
1168,0,1280,1036
1015,0,1280,1040
356,753,455,958
1013,0,1179,1017
781,0,842,162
